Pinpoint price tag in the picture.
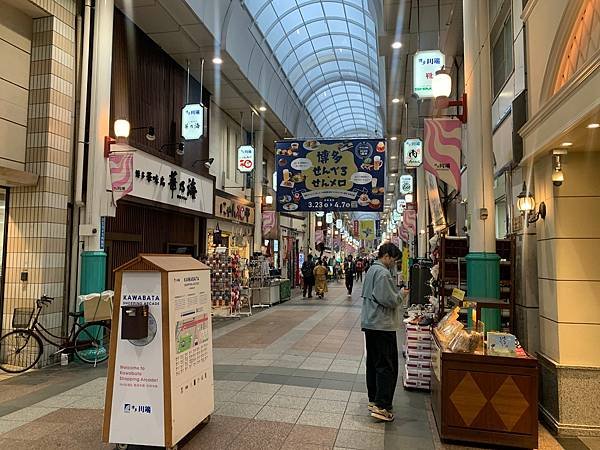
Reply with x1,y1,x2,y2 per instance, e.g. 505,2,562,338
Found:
451,288,465,301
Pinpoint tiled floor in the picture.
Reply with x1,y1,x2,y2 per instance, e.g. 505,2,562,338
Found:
0,282,594,449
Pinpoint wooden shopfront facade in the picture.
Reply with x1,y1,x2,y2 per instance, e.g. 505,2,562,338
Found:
105,9,215,288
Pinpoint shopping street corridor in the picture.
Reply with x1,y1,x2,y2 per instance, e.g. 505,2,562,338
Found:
0,282,577,450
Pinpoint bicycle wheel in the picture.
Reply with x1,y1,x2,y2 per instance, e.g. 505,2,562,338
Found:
73,322,111,365
0,330,43,373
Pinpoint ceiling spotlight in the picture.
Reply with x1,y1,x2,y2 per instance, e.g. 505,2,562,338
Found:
390,136,398,141
392,98,401,104
258,106,267,112
390,155,397,160
212,57,223,65
587,123,600,129
560,142,572,147
391,41,402,49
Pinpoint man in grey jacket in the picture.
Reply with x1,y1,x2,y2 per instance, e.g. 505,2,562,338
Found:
360,242,402,422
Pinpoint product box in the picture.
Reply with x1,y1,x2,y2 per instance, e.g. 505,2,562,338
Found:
406,348,432,361
405,357,432,370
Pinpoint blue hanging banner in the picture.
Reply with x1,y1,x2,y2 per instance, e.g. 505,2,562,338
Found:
275,138,386,212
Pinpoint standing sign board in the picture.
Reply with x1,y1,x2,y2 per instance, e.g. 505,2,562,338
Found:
403,139,423,168
181,104,204,140
275,139,386,212
413,50,445,98
237,145,255,173
103,255,213,449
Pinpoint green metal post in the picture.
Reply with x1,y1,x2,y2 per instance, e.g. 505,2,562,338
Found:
466,252,501,332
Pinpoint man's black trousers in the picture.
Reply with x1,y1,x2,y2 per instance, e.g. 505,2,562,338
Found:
364,329,398,411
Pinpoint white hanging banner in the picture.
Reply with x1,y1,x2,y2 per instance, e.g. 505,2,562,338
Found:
181,104,204,140
403,138,423,168
413,50,445,98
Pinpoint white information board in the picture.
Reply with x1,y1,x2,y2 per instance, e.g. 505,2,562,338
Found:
168,270,214,444
108,271,165,446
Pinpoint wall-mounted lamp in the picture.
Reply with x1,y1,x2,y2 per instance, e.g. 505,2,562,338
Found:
317,220,323,227
192,157,214,169
432,67,452,98
433,68,467,123
161,142,185,156
405,193,413,203
517,182,546,226
106,119,156,157
552,149,567,187
265,194,273,206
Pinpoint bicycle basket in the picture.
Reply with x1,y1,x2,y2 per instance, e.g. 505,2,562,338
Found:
12,308,34,329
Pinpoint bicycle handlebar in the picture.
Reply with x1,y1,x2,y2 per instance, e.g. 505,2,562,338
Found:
37,295,54,307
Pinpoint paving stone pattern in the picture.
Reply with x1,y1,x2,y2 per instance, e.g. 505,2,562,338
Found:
0,283,582,449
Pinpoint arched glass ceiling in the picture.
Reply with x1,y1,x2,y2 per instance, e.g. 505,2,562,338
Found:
243,0,383,138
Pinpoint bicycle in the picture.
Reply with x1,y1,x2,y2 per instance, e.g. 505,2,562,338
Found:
0,295,111,373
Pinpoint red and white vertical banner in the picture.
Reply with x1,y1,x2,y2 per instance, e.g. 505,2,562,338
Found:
262,211,277,239
353,220,359,237
315,229,324,245
424,118,462,192
109,152,134,203
398,223,410,243
403,209,417,235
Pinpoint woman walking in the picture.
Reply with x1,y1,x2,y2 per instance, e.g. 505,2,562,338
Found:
313,259,329,299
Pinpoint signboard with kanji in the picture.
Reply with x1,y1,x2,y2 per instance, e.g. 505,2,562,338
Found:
275,139,386,212
403,138,423,168
237,145,255,172
413,50,445,98
400,174,413,194
181,104,204,140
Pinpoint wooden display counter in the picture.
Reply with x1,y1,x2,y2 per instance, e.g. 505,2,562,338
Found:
431,331,538,449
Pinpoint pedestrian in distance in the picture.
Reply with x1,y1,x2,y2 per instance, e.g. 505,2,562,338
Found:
360,242,403,422
301,254,316,298
344,255,356,296
313,259,329,299
355,258,364,282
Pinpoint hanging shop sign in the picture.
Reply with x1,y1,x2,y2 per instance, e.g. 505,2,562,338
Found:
426,172,447,232
359,220,376,241
413,50,445,98
396,199,406,213
237,145,255,173
261,211,278,240
215,194,255,225
181,103,204,140
325,212,334,224
275,139,385,212
110,147,214,215
424,118,462,192
315,211,325,217
403,138,423,168
353,220,359,237
376,219,381,238
335,219,343,229
272,171,277,191
400,174,413,194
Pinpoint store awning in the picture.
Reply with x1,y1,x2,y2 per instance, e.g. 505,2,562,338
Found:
0,166,39,187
